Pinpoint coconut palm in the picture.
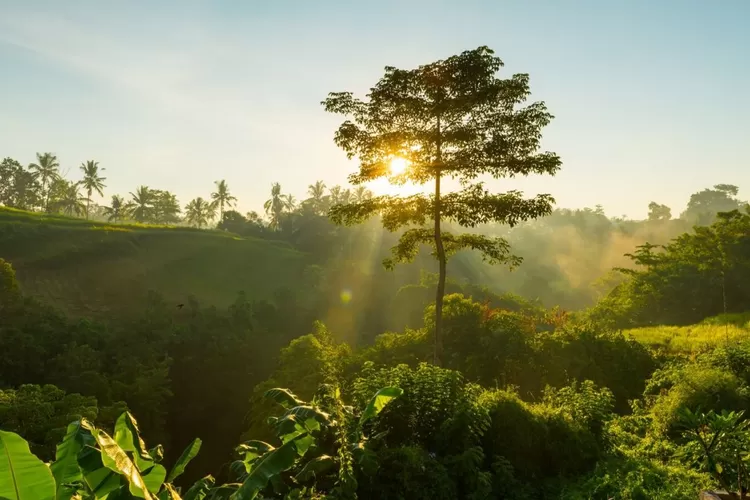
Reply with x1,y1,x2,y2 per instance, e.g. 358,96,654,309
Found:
128,185,154,223
264,182,287,230
353,186,373,203
103,195,127,222
211,179,237,221
79,160,106,219
184,197,216,228
329,185,343,205
28,152,60,212
53,180,87,216
283,194,297,211
307,180,328,213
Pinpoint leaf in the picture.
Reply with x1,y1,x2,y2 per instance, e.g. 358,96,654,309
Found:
0,430,56,500
359,387,404,426
77,445,121,499
49,420,95,500
229,434,309,500
92,428,153,499
149,445,165,464
294,455,335,482
114,412,154,469
283,406,330,424
182,475,215,500
205,484,239,499
263,388,304,409
141,464,167,494
158,483,183,500
166,438,202,483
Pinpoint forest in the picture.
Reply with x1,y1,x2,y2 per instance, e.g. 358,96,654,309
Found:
2,46,750,499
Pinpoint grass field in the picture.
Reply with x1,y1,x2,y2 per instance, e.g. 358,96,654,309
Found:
0,207,308,317
624,313,750,353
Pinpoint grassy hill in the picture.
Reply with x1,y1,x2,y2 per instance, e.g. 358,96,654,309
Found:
0,207,308,317
624,312,750,353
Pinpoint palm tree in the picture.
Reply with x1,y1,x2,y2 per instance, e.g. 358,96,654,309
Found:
283,194,297,211
307,181,328,212
353,186,373,203
184,197,216,228
329,185,343,205
79,160,106,219
264,183,287,230
28,152,60,212
103,195,127,222
54,181,87,216
128,185,153,223
211,179,237,222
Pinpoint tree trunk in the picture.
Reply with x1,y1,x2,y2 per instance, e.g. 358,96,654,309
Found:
86,190,91,220
433,116,445,366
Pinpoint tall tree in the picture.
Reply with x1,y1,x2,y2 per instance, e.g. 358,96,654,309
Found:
79,160,106,219
264,183,287,230
184,197,216,228
211,179,237,221
151,190,181,224
103,195,127,222
352,185,373,203
647,202,672,222
128,185,154,223
307,180,328,214
283,194,297,211
28,152,60,212
323,46,561,364
51,180,86,216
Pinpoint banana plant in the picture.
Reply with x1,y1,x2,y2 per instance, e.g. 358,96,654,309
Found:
225,385,403,499
0,411,203,500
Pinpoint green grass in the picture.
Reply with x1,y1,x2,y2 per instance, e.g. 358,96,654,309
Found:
624,313,750,353
0,207,307,317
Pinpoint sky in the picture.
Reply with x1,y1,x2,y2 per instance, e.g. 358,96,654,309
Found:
0,0,748,219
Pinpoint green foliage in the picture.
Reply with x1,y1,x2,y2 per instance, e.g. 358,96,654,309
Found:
0,429,56,500
594,208,750,327
324,45,561,363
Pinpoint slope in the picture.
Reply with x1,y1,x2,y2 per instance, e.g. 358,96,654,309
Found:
0,207,307,317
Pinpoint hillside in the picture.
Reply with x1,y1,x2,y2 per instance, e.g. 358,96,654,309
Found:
624,313,750,353
0,207,308,317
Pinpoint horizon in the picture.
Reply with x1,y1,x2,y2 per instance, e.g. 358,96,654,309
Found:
1,0,748,219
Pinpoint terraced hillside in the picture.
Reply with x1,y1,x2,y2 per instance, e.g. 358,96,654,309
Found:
0,208,307,317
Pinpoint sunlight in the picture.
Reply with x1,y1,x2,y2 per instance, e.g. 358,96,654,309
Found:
389,157,409,175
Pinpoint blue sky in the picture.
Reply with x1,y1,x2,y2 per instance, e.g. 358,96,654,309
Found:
0,0,748,218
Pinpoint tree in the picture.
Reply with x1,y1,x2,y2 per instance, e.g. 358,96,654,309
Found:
28,152,60,212
307,180,328,214
51,180,86,216
648,202,672,222
79,160,106,220
682,184,744,226
102,195,127,223
151,190,181,224
211,179,237,222
353,185,373,203
283,194,297,211
128,185,154,223
323,46,561,364
264,182,288,230
184,197,216,228
0,158,40,209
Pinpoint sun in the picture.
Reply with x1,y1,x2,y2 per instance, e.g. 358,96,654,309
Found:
389,157,409,175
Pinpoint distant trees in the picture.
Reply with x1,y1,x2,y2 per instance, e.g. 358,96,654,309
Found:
79,160,106,219
648,202,672,221
128,185,153,223
324,46,561,364
211,179,236,221
682,184,745,225
185,197,216,228
51,180,87,216
264,182,289,230
103,195,126,222
28,152,60,212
